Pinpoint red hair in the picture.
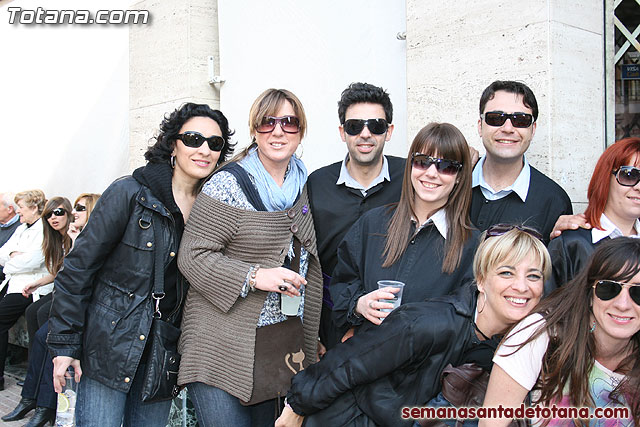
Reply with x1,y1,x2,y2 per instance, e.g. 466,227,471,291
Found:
584,137,640,229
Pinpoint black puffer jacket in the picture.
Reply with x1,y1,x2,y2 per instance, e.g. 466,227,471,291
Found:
287,284,480,427
47,165,185,392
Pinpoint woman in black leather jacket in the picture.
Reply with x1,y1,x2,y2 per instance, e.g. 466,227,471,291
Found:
276,225,551,427
47,103,234,427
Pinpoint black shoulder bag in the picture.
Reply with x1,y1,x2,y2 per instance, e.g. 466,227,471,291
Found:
140,212,182,403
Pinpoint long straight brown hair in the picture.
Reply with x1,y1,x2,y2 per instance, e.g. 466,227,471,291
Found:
41,197,73,275
382,123,473,272
504,238,640,426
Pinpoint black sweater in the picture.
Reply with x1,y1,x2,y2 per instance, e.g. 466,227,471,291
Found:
330,205,479,329
307,156,405,278
470,166,573,244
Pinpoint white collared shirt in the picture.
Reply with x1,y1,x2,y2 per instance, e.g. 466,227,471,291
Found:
412,208,448,239
336,155,391,197
472,155,531,202
591,213,640,244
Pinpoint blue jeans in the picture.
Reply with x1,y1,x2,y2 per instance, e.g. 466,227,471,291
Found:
22,322,56,409
187,382,276,427
76,364,172,427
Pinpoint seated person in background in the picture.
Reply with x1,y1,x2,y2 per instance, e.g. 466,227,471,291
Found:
331,122,479,332
481,237,640,426
276,225,551,427
0,190,48,391
547,137,640,293
0,193,20,283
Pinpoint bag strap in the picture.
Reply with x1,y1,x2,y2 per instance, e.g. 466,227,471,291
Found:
217,163,267,212
151,211,166,318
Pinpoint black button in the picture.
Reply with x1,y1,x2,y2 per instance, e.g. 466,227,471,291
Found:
410,239,415,244
484,200,489,204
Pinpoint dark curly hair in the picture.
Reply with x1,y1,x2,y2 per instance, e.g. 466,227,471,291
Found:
337,82,393,124
145,102,235,167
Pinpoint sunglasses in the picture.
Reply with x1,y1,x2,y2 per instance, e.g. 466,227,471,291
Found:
342,118,389,136
612,166,640,187
74,204,86,212
593,280,640,306
45,208,67,220
177,131,225,151
411,153,462,175
481,111,535,128
256,116,300,134
485,223,544,242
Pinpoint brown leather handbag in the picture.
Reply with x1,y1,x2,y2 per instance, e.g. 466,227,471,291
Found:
420,363,527,427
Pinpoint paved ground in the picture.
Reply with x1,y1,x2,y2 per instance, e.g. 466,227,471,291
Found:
0,364,30,427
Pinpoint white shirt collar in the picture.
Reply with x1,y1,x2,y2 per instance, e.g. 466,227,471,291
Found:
591,213,640,244
336,154,390,196
413,208,448,239
471,155,531,202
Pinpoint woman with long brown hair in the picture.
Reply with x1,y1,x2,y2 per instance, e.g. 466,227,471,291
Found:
482,237,640,426
331,122,479,330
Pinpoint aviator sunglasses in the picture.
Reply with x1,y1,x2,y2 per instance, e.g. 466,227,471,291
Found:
177,131,225,152
481,111,535,128
342,118,389,136
593,280,640,306
485,223,544,242
256,116,300,134
612,166,640,187
45,208,67,220
411,153,462,175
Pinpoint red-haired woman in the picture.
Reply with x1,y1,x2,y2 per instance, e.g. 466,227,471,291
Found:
547,138,640,292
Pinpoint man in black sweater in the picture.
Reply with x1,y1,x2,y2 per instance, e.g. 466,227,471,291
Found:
307,83,404,349
0,193,20,284
471,81,573,243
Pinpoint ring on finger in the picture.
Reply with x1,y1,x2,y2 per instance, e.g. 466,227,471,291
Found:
368,301,374,309
278,282,289,292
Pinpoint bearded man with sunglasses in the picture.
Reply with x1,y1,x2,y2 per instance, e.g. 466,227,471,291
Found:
307,83,405,350
472,80,572,244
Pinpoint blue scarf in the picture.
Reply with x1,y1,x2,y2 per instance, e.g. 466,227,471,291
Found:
239,147,307,212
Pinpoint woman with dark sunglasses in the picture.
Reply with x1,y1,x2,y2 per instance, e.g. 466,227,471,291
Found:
547,138,640,293
177,89,323,426
329,123,479,335
67,193,101,243
275,226,550,427
4,195,98,427
481,237,640,426
0,190,47,391
47,103,233,427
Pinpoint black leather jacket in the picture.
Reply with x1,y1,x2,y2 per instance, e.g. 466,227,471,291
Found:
287,284,479,427
47,174,185,392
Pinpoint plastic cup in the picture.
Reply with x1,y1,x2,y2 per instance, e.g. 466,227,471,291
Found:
377,280,405,313
56,368,77,427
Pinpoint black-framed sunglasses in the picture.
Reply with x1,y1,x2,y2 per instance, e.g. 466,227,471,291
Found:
74,204,86,212
45,208,67,220
177,131,225,151
411,153,462,175
256,116,300,134
612,166,640,187
593,280,640,306
342,118,389,136
481,111,535,128
485,223,544,242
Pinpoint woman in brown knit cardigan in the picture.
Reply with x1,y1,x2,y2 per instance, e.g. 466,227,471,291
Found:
177,88,323,427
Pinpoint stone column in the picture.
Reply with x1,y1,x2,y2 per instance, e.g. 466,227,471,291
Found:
129,0,220,171
406,0,606,212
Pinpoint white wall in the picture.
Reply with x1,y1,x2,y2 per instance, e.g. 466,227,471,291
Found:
217,0,408,173
0,0,130,202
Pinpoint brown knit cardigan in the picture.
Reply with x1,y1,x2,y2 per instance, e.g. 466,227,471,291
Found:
176,185,322,401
